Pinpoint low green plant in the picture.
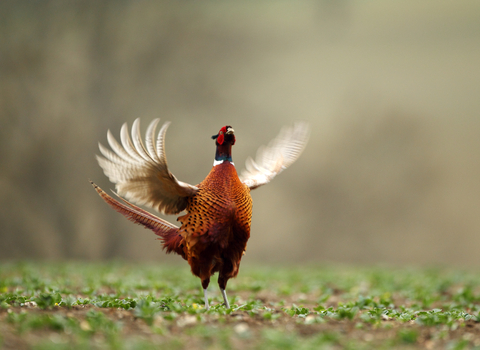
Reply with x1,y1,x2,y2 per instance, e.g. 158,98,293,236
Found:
1,262,480,349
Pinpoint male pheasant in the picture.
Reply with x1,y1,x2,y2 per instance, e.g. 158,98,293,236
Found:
92,119,309,309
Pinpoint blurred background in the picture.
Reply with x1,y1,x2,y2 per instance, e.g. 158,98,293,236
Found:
1,1,479,266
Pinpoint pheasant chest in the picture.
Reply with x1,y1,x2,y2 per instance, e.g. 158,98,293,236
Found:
180,162,252,241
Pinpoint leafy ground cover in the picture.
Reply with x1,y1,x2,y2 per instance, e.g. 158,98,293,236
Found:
1,262,480,349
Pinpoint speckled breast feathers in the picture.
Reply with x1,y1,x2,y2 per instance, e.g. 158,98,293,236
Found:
177,162,252,281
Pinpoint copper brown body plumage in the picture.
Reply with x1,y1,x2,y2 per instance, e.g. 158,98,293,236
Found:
92,119,309,309
179,162,252,292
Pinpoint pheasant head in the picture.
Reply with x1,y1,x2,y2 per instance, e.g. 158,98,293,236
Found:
212,126,235,164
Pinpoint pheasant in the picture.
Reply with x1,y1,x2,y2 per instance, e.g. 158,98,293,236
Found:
92,119,309,309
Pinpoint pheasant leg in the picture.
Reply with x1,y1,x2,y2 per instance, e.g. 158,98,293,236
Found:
203,288,210,310
220,289,230,309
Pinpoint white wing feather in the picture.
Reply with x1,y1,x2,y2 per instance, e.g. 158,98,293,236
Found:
96,118,198,214
240,122,310,189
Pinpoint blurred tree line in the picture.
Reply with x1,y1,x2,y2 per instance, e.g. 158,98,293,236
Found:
1,1,479,265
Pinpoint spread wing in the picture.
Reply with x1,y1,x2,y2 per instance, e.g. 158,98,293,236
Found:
240,122,310,190
96,118,198,214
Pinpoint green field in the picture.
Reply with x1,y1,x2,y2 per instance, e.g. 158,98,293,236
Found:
1,262,480,349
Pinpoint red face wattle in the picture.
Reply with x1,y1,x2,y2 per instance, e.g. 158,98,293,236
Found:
213,126,235,145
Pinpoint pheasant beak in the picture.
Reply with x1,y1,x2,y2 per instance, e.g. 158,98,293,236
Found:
226,127,234,135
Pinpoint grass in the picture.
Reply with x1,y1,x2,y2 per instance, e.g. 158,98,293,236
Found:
1,262,480,349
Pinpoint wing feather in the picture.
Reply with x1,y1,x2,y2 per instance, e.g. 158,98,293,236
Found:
131,118,151,162
96,118,198,214
145,118,162,163
240,122,309,189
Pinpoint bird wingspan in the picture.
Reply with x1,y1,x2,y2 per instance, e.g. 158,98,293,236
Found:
239,122,310,190
96,118,199,214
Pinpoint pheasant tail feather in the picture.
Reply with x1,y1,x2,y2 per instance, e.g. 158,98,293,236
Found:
90,181,184,256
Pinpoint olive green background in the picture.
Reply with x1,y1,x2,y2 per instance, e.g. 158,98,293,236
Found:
1,1,479,265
